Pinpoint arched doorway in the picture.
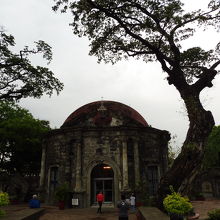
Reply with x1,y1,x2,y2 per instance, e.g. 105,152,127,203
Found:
91,163,114,205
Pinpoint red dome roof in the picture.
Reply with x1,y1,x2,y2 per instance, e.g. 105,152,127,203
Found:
61,100,148,128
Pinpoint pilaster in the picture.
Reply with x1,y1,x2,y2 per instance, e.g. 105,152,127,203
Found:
75,142,82,192
134,140,140,186
122,139,129,190
39,146,46,187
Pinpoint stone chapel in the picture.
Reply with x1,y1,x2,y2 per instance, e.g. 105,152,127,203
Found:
39,100,170,207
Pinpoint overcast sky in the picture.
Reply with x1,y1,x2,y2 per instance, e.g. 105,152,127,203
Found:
1,0,219,150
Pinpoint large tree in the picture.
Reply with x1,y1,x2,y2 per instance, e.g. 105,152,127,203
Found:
0,101,50,175
0,29,64,101
53,0,220,206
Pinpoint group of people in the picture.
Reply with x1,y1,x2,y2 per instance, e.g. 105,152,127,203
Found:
96,191,136,220
29,191,135,219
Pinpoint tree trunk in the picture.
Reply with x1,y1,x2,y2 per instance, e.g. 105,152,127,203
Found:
157,90,215,209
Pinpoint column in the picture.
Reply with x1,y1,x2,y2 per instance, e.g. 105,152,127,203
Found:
75,142,82,192
122,140,129,190
39,146,46,187
134,140,140,186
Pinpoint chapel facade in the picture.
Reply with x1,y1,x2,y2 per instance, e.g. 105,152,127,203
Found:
39,100,170,207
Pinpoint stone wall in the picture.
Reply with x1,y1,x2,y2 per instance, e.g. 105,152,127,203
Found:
40,126,169,207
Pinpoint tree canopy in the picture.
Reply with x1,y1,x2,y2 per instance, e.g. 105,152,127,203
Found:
53,0,220,85
0,30,64,101
52,0,220,204
0,101,50,175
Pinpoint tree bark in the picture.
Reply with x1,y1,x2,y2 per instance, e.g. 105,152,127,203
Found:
157,88,215,209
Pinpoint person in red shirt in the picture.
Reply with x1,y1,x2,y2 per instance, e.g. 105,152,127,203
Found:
96,191,104,213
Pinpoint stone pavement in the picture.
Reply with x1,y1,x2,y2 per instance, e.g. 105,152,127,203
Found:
191,199,220,220
38,199,220,220
2,199,220,220
39,207,137,220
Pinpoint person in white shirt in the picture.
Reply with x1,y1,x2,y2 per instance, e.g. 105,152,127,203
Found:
130,193,136,212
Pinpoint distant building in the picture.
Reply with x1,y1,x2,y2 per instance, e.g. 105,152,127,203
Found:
39,100,170,207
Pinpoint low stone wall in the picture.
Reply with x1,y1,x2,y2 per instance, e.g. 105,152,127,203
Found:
137,207,169,220
2,208,45,220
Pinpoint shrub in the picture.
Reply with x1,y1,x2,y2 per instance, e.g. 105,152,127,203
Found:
163,186,192,215
0,192,9,217
0,192,9,206
208,208,220,220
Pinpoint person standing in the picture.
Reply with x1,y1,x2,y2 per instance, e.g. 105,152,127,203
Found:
96,191,104,213
130,193,136,212
117,194,130,220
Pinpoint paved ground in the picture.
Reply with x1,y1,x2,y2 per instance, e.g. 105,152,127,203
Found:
38,199,220,220
2,199,220,220
39,207,137,220
191,199,220,220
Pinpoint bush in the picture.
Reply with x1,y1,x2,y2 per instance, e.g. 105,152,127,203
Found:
163,186,192,215
208,208,220,220
0,192,9,206
0,192,9,217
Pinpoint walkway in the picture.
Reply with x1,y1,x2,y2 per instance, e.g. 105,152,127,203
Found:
2,199,220,220
192,199,220,220
39,207,137,220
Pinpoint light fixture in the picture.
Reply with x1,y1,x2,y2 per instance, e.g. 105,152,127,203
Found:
103,166,111,169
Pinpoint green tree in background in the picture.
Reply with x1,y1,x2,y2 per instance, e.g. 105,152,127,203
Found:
203,125,220,168
0,101,50,175
0,29,63,101
52,0,220,206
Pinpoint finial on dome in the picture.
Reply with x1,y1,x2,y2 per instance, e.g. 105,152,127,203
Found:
97,97,107,111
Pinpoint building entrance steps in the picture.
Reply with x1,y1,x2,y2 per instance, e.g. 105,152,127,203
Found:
137,207,169,220
91,203,114,208
1,206,45,220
